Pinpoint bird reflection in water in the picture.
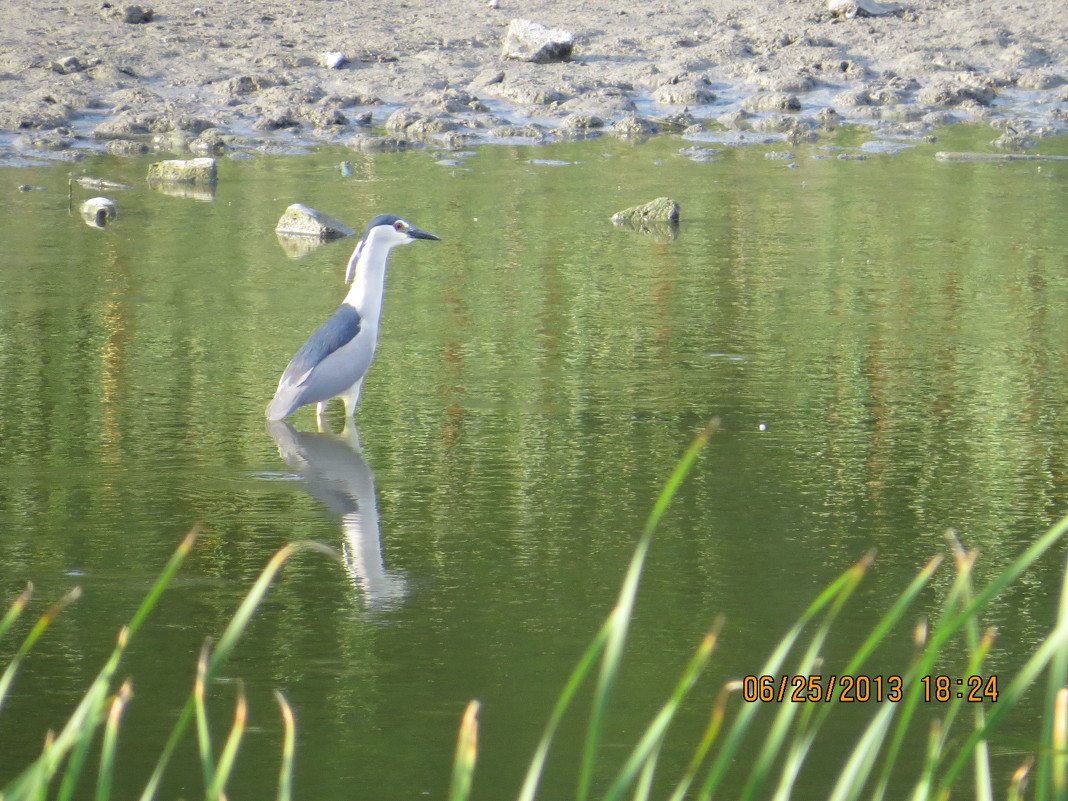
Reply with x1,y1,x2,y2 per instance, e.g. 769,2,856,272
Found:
267,421,407,609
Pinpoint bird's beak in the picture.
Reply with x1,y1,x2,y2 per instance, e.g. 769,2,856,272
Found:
407,226,441,242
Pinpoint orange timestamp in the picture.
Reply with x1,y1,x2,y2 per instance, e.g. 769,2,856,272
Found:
742,674,999,703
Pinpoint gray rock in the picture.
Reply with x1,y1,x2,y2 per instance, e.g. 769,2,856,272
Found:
101,4,154,23
609,114,660,137
490,79,565,106
297,105,349,129
828,0,902,18
385,109,424,134
275,204,356,239
501,19,574,63
991,130,1037,150
560,113,604,132
147,157,218,184
833,88,873,106
347,133,420,152
718,109,755,130
487,123,547,141
653,81,716,105
743,92,802,112
469,69,505,90
916,77,996,106
14,132,74,151
1016,71,1064,90
0,100,76,130
611,197,680,227
51,56,91,74
223,75,278,96
106,139,151,155
427,88,487,113
92,116,152,139
658,109,698,131
80,197,118,228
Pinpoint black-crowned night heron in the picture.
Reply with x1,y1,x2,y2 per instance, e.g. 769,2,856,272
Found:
266,214,440,422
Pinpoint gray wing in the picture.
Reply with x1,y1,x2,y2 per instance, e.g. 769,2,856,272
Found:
266,305,362,420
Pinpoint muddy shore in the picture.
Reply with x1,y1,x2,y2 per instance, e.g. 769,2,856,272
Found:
1,0,1066,159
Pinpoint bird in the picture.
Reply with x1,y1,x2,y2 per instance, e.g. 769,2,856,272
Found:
266,214,440,422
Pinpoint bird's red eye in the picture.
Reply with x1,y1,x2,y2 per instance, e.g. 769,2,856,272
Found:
394,220,406,231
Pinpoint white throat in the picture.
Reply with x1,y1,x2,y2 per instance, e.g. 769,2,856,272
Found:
343,228,400,325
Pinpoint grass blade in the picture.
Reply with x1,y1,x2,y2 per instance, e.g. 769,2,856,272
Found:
194,640,215,787
206,682,248,801
274,691,296,801
696,553,872,801
578,420,718,801
127,528,199,639
665,680,742,801
449,700,481,801
1039,549,1068,799
95,681,133,801
602,626,720,801
771,555,942,801
0,587,81,716
516,619,612,801
0,583,33,644
139,540,339,801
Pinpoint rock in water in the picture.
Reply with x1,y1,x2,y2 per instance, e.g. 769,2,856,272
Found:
147,157,218,184
275,204,356,239
611,197,681,227
501,19,574,63
80,197,118,228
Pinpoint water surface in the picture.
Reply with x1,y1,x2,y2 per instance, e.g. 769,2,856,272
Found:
2,127,1068,799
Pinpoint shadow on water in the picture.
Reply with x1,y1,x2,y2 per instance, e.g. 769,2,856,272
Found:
266,421,407,611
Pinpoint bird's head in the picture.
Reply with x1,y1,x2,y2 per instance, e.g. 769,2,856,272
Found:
345,215,440,283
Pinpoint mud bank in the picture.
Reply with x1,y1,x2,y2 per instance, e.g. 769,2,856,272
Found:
1,0,1066,159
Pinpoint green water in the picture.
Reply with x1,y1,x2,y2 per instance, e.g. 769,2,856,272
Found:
2,127,1068,799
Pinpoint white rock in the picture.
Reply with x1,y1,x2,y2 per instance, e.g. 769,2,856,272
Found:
501,19,574,63
80,197,117,228
319,51,347,69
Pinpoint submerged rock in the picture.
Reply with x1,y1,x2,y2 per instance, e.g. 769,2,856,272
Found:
274,204,356,239
347,133,420,152
147,157,218,184
611,197,680,228
501,19,574,63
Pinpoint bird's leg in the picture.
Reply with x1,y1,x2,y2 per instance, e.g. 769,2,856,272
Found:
342,378,365,419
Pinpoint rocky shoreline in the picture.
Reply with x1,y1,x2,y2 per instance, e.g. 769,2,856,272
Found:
2,0,1066,160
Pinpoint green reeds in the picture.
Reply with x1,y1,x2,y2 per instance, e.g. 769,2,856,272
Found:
444,421,1068,801
8,423,1068,801
0,529,338,801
